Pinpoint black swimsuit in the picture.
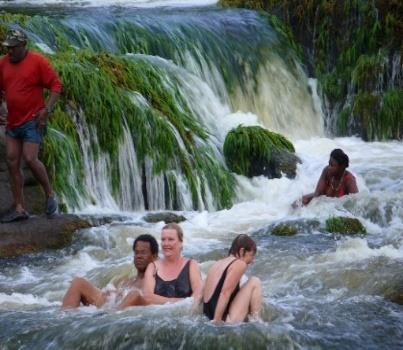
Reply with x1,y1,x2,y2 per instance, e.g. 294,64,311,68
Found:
154,260,192,298
203,259,240,321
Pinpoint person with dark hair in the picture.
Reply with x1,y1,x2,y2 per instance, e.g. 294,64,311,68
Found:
143,223,202,305
293,148,359,207
62,234,158,309
0,29,62,222
203,234,262,323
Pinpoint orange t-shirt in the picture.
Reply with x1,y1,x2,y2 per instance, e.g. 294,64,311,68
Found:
0,51,62,128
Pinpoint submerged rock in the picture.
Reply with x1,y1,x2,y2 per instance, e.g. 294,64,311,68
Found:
256,219,321,237
0,215,91,257
271,224,298,236
143,212,187,224
325,216,367,235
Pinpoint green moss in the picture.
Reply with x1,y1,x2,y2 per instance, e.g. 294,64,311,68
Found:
352,52,387,92
223,125,294,176
326,216,367,234
271,224,298,236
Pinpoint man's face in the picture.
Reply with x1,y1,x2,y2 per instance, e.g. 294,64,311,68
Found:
5,43,27,63
133,240,155,273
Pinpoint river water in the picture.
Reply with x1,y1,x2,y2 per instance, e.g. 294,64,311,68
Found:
0,1,402,349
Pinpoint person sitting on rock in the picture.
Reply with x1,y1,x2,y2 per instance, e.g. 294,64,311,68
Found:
294,148,358,207
62,234,158,310
203,234,262,323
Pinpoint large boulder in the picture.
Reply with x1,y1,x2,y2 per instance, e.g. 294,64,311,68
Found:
0,214,91,257
223,125,300,179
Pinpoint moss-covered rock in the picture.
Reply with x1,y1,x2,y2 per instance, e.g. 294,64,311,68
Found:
143,212,186,224
223,125,299,179
271,223,298,236
325,216,367,235
255,219,321,237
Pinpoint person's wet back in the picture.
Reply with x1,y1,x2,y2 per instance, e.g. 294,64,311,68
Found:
203,234,262,323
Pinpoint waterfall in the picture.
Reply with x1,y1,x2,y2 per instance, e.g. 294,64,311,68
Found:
1,7,325,211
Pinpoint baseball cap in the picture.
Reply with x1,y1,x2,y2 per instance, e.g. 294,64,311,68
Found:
2,29,28,47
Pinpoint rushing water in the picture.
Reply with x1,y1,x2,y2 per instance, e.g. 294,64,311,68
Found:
1,2,402,349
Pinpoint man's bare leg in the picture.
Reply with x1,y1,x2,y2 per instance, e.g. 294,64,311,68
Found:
62,277,106,309
23,141,53,197
6,136,25,212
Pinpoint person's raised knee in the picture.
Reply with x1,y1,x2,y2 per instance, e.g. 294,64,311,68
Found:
249,276,261,287
71,277,86,288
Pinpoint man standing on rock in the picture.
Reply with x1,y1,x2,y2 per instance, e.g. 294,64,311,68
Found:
0,29,62,223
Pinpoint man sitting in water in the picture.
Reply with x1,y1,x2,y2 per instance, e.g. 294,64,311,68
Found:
62,234,158,309
293,148,358,207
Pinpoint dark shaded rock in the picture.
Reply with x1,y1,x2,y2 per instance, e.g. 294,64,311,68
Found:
143,212,186,224
384,280,403,305
256,219,321,237
325,216,367,235
0,214,91,257
270,149,301,179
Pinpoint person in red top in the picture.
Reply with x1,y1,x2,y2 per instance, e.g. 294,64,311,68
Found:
0,29,62,222
293,148,359,207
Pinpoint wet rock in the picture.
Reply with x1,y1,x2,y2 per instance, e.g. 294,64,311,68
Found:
0,214,91,257
256,219,321,237
325,216,367,235
143,212,187,224
383,279,403,305
271,223,298,236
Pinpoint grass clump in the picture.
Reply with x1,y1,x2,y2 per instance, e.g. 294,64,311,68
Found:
223,125,294,177
326,216,367,235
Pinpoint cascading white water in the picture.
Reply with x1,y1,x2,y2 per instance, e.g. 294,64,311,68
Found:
0,3,402,350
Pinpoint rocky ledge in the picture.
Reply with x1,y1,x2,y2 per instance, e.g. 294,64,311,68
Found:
0,214,91,257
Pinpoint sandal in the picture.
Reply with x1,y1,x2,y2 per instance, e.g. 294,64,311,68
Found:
0,210,29,223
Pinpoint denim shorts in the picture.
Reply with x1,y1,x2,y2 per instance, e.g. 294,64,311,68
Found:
6,119,45,144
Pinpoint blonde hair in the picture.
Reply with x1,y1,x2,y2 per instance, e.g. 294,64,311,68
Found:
162,222,183,242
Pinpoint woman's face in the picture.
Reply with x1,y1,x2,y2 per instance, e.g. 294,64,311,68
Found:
161,228,182,259
239,250,255,265
328,157,344,176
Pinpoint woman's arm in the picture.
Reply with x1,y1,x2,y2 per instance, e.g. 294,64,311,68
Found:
189,259,203,304
346,173,359,194
213,260,247,322
142,262,182,305
313,166,329,197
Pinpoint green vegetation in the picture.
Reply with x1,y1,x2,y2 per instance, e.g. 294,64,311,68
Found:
325,216,367,235
220,0,403,141
271,223,298,236
0,12,235,210
223,125,294,177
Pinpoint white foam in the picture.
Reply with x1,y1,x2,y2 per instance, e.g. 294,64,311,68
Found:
0,292,59,308
324,238,403,263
